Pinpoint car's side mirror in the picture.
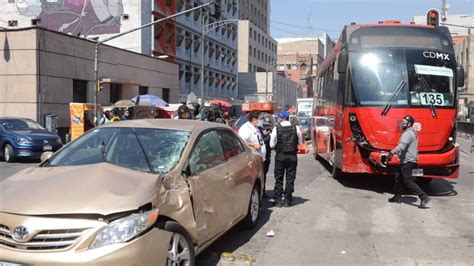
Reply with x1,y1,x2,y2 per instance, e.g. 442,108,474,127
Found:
456,64,465,88
337,48,348,74
40,151,53,162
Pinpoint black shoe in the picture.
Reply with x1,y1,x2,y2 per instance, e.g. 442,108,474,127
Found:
273,199,283,207
388,194,402,203
262,192,268,199
282,200,292,207
419,196,431,209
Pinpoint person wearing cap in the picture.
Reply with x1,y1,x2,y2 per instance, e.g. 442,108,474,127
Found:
387,115,431,209
176,105,191,119
270,110,303,207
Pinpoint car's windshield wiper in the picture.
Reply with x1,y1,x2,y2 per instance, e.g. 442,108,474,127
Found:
381,80,407,116
417,75,437,118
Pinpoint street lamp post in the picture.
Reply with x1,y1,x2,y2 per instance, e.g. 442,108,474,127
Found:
93,2,213,125
200,18,238,104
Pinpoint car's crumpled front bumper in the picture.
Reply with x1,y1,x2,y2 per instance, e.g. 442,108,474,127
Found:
0,212,172,265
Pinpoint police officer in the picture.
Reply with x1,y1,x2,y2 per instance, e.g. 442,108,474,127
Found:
270,111,303,207
387,115,431,209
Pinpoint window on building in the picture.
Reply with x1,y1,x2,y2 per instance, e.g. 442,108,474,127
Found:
72,79,87,103
139,86,148,95
249,64,252,71
249,28,252,38
249,46,252,56
110,83,122,104
162,88,170,103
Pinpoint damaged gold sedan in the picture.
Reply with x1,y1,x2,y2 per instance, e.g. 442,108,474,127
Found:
0,120,263,265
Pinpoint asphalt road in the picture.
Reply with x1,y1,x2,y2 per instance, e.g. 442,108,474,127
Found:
0,142,473,265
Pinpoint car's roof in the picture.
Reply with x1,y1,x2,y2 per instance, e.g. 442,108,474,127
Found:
101,119,230,132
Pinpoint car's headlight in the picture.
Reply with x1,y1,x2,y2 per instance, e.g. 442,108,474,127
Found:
16,137,32,145
90,209,159,249
56,137,62,144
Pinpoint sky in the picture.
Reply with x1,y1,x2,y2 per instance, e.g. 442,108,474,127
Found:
270,0,474,40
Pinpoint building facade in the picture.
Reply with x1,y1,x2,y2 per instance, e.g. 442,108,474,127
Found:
238,20,277,73
0,0,238,103
172,0,239,102
0,28,179,135
239,72,300,108
238,0,269,33
276,35,333,98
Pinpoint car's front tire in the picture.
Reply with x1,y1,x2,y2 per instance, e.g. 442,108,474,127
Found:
165,221,195,266
242,184,260,228
4,144,15,163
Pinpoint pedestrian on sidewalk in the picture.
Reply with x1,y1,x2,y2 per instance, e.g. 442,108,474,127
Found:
270,110,303,207
238,110,267,163
387,115,431,209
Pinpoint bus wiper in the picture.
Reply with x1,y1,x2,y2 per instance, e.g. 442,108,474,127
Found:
381,80,407,116
417,75,437,118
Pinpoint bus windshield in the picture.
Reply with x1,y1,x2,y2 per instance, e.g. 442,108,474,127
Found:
349,49,456,107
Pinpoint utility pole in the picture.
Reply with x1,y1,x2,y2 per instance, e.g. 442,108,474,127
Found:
441,0,450,22
93,2,213,125
466,27,471,95
200,14,206,104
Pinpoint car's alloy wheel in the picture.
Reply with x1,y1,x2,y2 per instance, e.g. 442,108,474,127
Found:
250,188,259,223
242,185,260,228
167,232,191,266
4,144,15,163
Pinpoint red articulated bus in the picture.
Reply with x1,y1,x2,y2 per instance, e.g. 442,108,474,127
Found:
312,21,465,181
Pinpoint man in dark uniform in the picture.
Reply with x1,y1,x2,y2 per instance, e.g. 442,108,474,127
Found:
387,115,431,209
270,111,303,207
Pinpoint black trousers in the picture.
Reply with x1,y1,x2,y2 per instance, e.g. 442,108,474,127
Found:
394,162,428,199
263,157,271,191
274,154,297,201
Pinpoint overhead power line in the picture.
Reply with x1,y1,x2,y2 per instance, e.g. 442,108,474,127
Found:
270,20,341,32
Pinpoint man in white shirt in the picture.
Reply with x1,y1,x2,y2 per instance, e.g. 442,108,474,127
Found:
238,110,266,162
270,111,303,207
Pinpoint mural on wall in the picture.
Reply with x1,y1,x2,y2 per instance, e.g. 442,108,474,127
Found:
13,0,124,36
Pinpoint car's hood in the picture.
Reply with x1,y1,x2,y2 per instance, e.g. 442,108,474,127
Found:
0,163,160,216
11,129,58,140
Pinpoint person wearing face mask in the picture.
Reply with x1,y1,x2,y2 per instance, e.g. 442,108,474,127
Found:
387,115,430,209
238,111,266,163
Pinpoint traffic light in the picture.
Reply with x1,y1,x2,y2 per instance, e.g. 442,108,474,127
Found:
426,9,440,26
212,0,221,19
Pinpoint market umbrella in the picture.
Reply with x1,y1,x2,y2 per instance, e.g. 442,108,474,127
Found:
209,99,232,108
131,94,167,107
114,99,135,107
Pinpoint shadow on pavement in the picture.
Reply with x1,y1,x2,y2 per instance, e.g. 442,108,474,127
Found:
318,156,458,197
196,197,274,266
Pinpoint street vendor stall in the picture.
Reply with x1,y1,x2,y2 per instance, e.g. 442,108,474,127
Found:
69,103,99,140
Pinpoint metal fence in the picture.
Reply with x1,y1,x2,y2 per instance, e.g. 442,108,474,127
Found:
458,122,474,135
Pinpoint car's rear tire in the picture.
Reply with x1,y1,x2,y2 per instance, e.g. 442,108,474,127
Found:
4,144,15,163
242,184,260,229
164,221,195,266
